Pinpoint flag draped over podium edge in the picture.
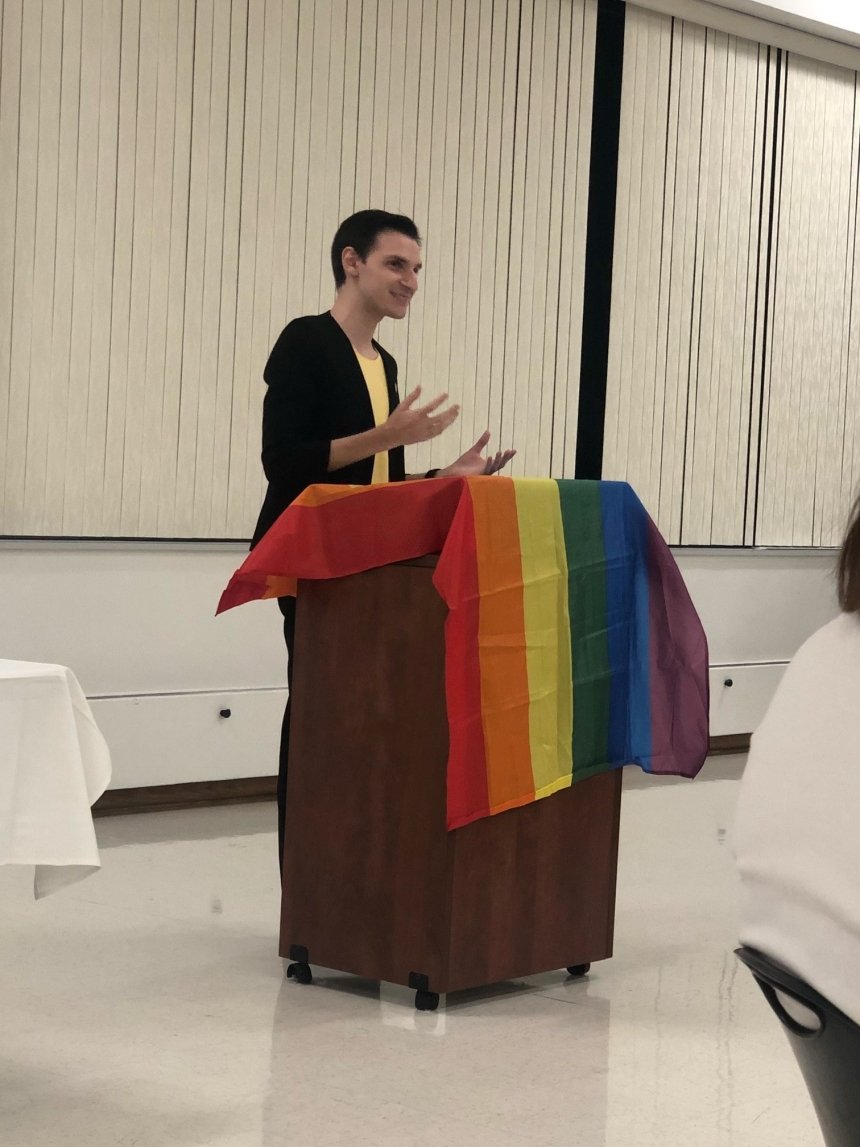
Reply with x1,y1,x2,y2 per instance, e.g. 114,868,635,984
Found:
218,477,710,830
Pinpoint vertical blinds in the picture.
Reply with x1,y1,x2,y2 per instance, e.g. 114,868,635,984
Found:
605,3,860,547
756,53,860,547
0,0,596,538
5,0,858,546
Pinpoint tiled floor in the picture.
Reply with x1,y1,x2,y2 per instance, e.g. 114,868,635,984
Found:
0,757,822,1146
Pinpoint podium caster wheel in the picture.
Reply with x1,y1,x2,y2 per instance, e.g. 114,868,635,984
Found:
566,964,591,978
415,990,440,1012
287,962,313,985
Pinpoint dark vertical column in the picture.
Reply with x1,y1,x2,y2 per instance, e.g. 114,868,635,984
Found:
751,48,785,544
574,0,627,480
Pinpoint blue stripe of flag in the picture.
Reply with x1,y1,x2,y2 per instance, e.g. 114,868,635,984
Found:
600,482,653,769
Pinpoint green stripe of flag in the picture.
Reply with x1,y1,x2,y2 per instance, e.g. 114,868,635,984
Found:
557,480,611,779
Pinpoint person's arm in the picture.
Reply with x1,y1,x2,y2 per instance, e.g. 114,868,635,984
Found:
261,324,333,487
262,325,460,481
328,388,460,472
327,426,395,471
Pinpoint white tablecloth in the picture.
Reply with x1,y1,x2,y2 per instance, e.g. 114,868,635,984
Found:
0,659,111,898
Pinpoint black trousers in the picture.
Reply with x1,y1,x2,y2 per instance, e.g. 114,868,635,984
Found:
277,595,296,872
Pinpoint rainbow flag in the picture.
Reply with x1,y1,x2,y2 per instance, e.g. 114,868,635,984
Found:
219,477,709,829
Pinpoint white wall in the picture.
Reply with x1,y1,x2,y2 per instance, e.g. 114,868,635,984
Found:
0,541,287,789
675,548,838,734
0,541,839,788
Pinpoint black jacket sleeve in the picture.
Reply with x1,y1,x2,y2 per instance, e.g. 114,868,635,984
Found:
378,345,406,483
260,321,332,488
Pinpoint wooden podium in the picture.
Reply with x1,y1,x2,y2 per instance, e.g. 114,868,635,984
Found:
280,556,623,1010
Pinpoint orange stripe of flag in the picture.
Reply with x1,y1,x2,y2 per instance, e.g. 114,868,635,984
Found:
262,575,298,599
294,484,369,508
469,477,535,809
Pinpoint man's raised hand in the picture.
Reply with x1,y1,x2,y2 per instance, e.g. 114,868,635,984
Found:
382,387,460,448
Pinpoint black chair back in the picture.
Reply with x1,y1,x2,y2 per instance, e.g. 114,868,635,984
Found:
736,946,860,1147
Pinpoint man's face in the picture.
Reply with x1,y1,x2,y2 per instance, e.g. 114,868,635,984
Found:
346,230,422,320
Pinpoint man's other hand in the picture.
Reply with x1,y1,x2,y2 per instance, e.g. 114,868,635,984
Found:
438,431,517,478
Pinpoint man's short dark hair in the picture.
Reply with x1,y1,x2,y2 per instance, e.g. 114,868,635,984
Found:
330,210,421,288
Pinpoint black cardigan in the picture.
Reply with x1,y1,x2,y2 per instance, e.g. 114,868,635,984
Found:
251,311,406,546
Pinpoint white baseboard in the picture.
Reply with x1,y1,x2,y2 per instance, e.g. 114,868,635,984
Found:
89,688,287,789
708,662,787,737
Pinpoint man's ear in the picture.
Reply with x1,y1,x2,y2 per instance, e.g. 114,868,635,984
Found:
341,246,361,279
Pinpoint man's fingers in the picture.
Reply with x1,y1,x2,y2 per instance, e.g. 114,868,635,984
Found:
429,407,460,434
397,386,422,410
426,410,460,437
485,449,516,474
418,392,451,416
471,430,492,452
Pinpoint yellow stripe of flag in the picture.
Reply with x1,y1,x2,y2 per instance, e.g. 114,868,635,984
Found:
513,479,574,798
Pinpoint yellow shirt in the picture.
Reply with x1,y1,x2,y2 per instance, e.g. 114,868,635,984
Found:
355,351,390,484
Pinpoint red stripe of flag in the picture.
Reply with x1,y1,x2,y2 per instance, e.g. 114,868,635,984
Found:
433,487,491,828
217,480,466,614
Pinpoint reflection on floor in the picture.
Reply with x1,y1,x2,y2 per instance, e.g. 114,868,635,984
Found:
0,756,821,1146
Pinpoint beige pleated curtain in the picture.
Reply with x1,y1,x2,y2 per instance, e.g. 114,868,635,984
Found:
0,0,595,538
2,0,859,545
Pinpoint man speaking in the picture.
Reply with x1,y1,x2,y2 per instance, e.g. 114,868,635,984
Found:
252,210,515,865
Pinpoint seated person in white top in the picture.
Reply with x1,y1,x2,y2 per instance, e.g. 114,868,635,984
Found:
734,491,860,1025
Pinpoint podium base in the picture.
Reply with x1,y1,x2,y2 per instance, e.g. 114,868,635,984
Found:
280,561,623,1001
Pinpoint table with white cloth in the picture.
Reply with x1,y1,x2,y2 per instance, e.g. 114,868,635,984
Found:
0,659,111,898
